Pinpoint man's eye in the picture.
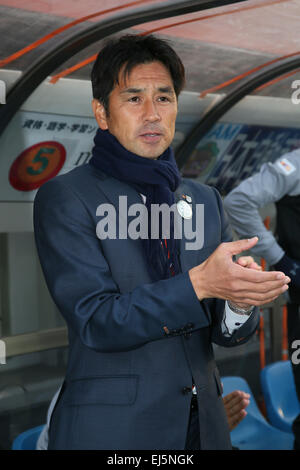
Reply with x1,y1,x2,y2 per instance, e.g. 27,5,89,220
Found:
158,96,171,102
129,96,140,102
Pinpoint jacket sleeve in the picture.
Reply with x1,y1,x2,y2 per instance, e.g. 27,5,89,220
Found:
223,150,300,265
34,178,213,353
207,187,259,347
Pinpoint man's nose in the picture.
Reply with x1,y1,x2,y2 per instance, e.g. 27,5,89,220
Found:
143,99,161,122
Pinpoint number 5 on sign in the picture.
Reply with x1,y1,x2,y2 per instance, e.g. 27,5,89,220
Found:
9,141,66,191
26,146,55,175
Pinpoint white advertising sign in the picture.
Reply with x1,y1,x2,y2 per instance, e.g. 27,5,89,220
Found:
0,110,97,201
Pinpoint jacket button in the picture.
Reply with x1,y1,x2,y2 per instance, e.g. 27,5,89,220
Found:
184,330,192,339
182,386,192,395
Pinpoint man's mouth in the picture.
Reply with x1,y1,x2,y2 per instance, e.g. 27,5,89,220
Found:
139,132,162,143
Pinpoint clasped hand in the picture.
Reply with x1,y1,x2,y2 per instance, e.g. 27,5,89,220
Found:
189,237,290,307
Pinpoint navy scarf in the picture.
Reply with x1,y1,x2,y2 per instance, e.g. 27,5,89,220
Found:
89,128,182,281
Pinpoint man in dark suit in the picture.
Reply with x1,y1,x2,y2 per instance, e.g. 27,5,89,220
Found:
33,34,290,450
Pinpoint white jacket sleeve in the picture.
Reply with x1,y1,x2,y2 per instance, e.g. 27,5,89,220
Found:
223,149,300,265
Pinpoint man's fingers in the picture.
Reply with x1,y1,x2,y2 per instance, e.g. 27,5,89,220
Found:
191,238,290,302
234,262,289,283
223,391,250,431
229,410,248,430
237,256,253,266
241,277,290,293
237,256,262,270
223,392,250,417
225,391,250,404
223,390,248,404
226,398,250,416
229,282,290,306
224,273,290,300
226,237,259,256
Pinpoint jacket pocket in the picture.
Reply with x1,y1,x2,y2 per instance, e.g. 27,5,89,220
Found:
64,375,139,406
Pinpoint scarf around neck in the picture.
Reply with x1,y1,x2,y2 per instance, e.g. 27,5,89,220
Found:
89,128,182,281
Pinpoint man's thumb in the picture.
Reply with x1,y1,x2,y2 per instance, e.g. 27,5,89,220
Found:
227,237,259,256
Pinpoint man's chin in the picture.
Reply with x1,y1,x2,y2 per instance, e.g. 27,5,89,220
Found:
133,143,168,160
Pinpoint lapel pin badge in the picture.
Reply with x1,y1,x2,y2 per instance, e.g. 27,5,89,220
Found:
182,194,192,203
177,198,193,219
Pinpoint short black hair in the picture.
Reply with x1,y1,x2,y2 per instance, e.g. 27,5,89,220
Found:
91,34,185,113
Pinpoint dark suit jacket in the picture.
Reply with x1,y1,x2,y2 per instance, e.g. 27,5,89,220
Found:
33,163,259,450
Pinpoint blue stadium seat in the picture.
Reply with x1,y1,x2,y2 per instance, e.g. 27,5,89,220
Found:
222,376,294,450
260,360,300,433
11,425,45,450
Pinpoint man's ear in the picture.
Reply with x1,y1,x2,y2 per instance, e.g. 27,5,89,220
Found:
92,99,108,130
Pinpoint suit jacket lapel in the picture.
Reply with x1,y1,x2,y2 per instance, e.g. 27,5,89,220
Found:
97,173,143,216
174,183,199,273
95,172,153,283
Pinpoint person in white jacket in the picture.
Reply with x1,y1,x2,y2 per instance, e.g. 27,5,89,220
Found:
224,148,300,449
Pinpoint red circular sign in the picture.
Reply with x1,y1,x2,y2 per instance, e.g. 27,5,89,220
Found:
9,141,66,191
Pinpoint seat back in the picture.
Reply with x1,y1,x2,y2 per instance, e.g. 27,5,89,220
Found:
260,360,300,432
11,425,45,450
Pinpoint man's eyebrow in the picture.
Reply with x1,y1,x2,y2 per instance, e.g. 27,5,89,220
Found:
120,86,175,95
157,86,175,94
120,87,144,94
